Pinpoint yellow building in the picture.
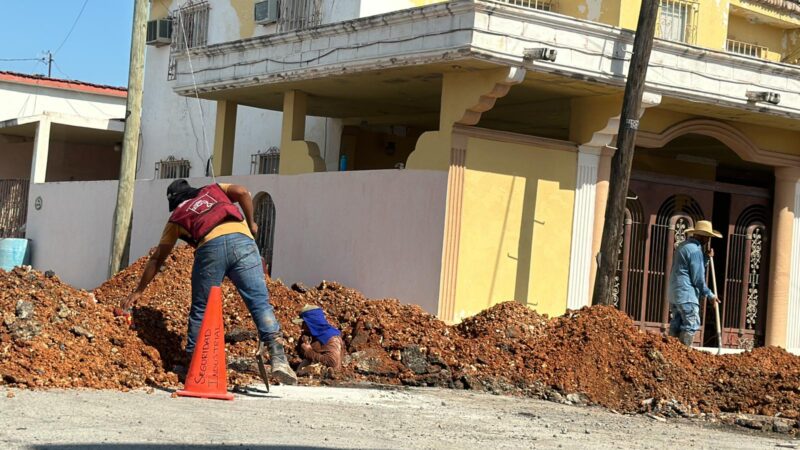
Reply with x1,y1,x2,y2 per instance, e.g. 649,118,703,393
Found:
147,0,800,351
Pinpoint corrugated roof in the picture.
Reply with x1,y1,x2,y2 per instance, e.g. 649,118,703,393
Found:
0,71,127,98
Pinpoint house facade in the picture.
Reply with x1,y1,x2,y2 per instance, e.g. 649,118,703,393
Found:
24,0,799,351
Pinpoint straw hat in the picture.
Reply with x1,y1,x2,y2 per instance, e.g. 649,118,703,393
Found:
292,304,321,324
685,220,722,238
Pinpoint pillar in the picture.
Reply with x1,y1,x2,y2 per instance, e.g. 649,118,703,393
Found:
30,118,51,183
588,147,613,301
212,100,237,176
566,147,600,310
279,90,325,175
767,167,800,347
788,178,800,350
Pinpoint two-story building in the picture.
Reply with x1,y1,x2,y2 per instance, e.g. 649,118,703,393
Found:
28,0,800,352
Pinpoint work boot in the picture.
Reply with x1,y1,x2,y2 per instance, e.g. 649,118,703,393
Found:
678,331,695,347
266,336,297,385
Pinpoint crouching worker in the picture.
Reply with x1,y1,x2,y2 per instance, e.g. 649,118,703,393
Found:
293,305,343,370
121,179,297,385
667,220,722,347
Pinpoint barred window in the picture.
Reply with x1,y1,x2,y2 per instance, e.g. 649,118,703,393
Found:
156,157,191,179
172,1,209,51
496,0,556,11
250,147,281,175
278,0,322,32
656,0,699,44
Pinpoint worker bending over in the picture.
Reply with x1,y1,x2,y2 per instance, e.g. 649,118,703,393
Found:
122,179,297,385
293,304,343,369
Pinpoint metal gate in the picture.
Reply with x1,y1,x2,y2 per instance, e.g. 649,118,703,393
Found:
614,174,771,348
0,179,29,238
253,192,276,275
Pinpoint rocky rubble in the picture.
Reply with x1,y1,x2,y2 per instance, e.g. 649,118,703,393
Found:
4,247,800,434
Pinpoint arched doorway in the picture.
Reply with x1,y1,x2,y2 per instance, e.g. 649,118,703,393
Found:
614,131,774,348
253,192,277,276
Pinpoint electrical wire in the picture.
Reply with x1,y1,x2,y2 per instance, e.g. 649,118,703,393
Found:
54,0,90,55
0,57,44,62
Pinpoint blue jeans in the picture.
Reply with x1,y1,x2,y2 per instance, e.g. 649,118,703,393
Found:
186,233,280,355
669,302,701,336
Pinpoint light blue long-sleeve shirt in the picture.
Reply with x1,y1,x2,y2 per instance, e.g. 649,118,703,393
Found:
668,238,715,305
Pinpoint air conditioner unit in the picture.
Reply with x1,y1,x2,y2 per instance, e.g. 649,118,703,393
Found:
146,19,173,46
255,0,279,25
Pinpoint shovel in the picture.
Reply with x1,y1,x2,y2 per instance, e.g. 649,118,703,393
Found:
709,256,723,355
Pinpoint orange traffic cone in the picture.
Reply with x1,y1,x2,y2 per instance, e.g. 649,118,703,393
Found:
176,286,234,401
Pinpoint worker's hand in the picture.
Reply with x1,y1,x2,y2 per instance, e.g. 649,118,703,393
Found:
706,247,715,258
122,292,142,310
301,342,312,355
249,221,259,237
300,335,311,345
707,295,721,305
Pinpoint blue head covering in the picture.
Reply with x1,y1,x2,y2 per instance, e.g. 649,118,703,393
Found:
301,308,341,345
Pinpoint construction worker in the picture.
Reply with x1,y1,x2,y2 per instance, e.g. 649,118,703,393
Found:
292,304,343,370
122,179,297,385
667,220,722,347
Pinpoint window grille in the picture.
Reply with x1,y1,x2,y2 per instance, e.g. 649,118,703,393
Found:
253,192,277,275
250,147,281,175
0,179,29,239
726,39,769,60
168,1,209,80
656,0,698,44
495,0,556,11
278,0,322,32
156,157,191,179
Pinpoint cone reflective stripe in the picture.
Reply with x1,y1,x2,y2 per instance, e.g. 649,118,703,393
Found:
177,286,234,400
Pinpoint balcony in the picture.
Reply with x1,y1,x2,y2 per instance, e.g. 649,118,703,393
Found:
726,38,769,60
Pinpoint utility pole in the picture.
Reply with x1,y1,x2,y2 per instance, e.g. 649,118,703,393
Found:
109,0,148,277
592,0,660,306
47,52,53,77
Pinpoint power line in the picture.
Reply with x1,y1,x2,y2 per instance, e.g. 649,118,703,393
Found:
0,57,44,62
54,0,90,55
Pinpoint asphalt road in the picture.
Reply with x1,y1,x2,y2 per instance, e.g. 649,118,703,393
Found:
0,385,796,449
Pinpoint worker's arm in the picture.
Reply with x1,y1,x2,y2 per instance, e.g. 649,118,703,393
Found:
224,184,258,236
122,242,174,309
301,336,343,369
690,249,715,301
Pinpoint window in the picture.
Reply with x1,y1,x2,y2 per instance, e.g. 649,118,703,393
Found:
168,1,209,80
726,39,768,60
656,0,698,44
278,0,322,32
496,0,556,11
253,192,277,275
156,157,191,179
250,147,280,174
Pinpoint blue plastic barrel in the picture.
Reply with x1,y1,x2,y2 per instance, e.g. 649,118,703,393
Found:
0,238,31,271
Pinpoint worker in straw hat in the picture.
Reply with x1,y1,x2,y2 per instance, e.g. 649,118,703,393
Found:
293,304,343,370
667,220,723,346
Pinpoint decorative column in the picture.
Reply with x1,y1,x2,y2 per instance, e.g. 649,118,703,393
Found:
783,171,800,349
279,90,325,175
766,167,800,347
30,117,51,183
437,133,467,323
588,146,613,302
566,147,600,310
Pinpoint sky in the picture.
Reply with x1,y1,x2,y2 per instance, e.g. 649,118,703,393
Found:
0,0,134,87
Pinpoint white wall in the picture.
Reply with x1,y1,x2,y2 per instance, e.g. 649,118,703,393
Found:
130,170,447,313
0,81,125,121
25,180,118,289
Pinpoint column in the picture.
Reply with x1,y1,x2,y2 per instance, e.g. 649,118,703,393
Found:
588,147,614,300
566,147,600,310
30,118,51,183
766,167,800,347
279,90,325,174
212,100,237,176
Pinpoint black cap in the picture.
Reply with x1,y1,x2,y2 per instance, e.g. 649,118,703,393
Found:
166,179,196,211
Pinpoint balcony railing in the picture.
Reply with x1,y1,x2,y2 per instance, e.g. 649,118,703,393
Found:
726,39,769,60
278,0,322,32
496,0,556,11
656,0,699,44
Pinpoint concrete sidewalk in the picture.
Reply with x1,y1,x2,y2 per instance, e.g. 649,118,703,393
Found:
0,385,794,449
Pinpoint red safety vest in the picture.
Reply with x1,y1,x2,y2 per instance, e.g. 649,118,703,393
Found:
168,184,244,247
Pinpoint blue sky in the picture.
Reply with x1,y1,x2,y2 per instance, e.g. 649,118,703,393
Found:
0,0,134,87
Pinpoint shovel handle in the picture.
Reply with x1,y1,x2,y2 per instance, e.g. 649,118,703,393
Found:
710,257,723,351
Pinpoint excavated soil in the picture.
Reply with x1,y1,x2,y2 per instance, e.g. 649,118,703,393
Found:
4,247,800,426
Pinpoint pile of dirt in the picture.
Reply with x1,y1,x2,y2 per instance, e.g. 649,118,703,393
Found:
0,266,176,389
6,247,800,427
